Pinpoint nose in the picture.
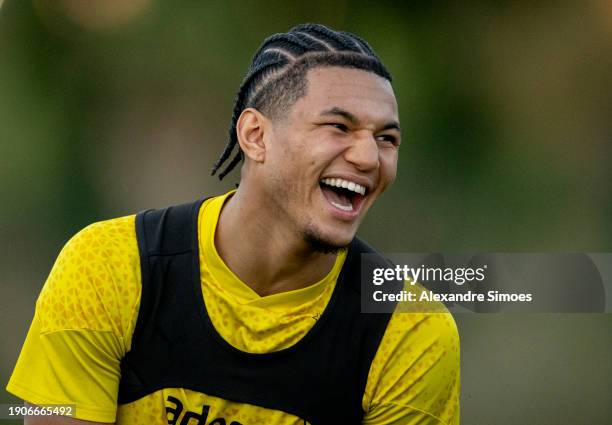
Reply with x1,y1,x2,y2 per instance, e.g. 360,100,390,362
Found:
343,132,379,171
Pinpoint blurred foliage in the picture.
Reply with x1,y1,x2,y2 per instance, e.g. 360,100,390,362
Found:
1,1,611,423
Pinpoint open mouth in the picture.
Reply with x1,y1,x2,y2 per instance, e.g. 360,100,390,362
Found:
319,178,367,214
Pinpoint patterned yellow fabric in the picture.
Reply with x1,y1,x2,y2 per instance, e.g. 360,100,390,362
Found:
199,194,344,353
7,191,460,424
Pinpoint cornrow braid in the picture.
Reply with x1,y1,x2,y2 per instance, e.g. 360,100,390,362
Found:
211,23,392,180
211,51,290,174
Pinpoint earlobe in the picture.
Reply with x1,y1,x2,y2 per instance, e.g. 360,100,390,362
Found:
236,108,267,163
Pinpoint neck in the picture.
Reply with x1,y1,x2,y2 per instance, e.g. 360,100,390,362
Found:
214,186,337,297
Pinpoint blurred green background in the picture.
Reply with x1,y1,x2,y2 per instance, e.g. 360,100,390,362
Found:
1,0,611,423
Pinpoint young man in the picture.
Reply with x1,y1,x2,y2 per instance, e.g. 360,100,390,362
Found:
7,24,460,424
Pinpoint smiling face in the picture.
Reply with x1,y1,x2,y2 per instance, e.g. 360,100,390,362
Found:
249,66,400,252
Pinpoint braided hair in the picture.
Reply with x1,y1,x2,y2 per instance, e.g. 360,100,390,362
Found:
211,23,392,180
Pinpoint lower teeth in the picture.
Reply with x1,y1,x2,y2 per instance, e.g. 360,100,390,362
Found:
331,201,353,211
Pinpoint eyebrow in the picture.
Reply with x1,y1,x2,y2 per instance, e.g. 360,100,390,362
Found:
319,107,401,132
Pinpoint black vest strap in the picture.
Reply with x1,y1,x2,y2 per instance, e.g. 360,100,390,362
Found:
118,199,399,425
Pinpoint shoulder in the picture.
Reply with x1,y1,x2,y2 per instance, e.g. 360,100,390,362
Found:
7,216,141,421
49,215,137,265
37,215,141,347
64,214,137,252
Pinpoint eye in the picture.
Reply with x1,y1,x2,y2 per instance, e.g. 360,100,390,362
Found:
328,123,349,132
376,134,399,145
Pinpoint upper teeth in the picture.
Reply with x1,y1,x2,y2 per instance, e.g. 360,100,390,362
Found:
320,178,366,195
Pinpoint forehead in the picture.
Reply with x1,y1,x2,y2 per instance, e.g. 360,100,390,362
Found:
295,66,399,123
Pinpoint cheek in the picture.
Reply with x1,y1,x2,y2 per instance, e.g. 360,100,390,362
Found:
379,150,398,189
266,138,299,177
265,141,313,194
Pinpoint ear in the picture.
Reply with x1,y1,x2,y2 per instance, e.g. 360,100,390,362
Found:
236,108,269,163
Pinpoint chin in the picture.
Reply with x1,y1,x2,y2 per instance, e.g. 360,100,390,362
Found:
302,225,354,254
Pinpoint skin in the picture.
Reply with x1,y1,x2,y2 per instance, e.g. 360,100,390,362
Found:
24,66,400,424
216,66,400,296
